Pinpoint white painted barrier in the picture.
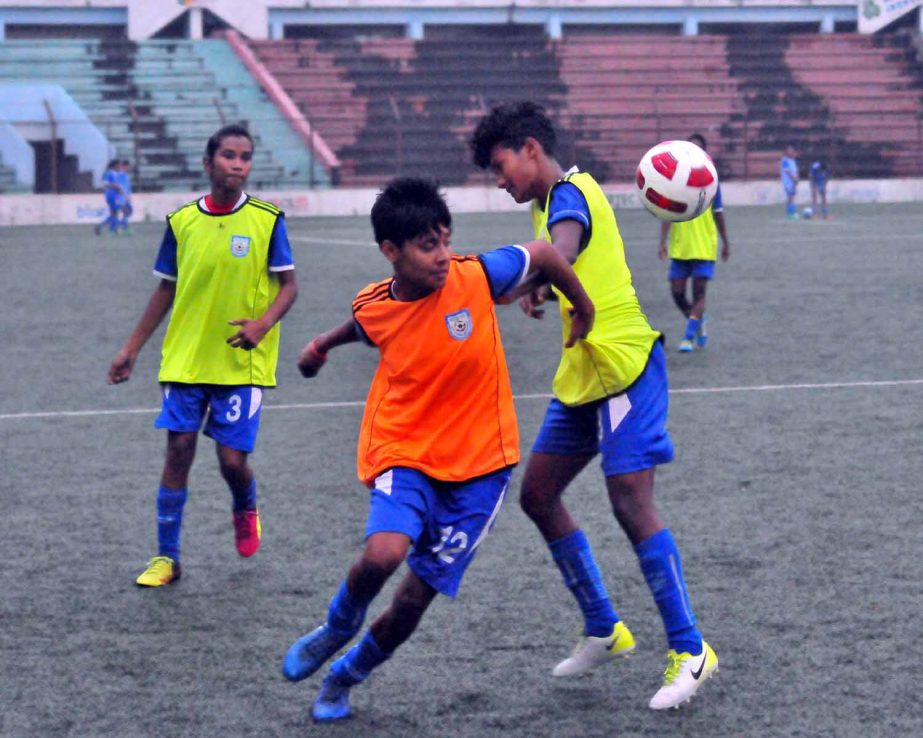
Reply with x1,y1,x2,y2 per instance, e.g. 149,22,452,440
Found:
1,178,921,227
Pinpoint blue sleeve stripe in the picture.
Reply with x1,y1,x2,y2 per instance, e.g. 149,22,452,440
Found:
547,209,590,229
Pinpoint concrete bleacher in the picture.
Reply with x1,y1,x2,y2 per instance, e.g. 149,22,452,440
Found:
0,39,319,192
722,32,923,179
250,27,566,186
249,27,923,188
784,33,923,177
555,34,741,182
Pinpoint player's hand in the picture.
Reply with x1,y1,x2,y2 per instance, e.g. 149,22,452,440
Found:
520,285,549,319
297,338,328,378
227,318,268,350
107,348,136,384
565,302,594,348
658,243,668,261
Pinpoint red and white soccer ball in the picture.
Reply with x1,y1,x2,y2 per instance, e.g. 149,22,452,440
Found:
635,140,719,222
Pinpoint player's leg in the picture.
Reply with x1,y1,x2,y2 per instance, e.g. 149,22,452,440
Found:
600,342,716,708
108,197,123,233
669,277,691,318
785,186,798,219
313,571,438,722
313,467,511,721
137,384,208,586
524,402,632,676
669,263,695,352
120,199,133,232
688,273,711,348
283,531,411,684
283,468,427,683
206,386,263,557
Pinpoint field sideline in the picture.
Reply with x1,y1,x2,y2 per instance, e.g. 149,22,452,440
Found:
2,203,921,737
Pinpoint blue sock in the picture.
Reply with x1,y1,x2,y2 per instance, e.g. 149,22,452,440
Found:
231,476,257,512
331,630,391,686
684,317,701,341
549,529,619,638
156,485,187,563
327,581,367,636
635,529,702,655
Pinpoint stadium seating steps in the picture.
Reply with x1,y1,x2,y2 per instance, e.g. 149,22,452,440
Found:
0,39,302,192
249,30,923,187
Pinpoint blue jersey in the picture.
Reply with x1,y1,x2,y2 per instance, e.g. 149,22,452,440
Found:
103,168,121,202
810,161,829,187
116,170,132,197
781,156,798,188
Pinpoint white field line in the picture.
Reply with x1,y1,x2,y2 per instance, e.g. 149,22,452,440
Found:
2,378,921,421
290,236,376,247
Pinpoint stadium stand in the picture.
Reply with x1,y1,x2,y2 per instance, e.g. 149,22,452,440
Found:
250,25,567,187
0,38,320,191
251,27,923,187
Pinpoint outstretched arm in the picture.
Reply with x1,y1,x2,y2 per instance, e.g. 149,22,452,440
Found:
518,239,594,347
296,317,361,378
107,279,176,384
227,270,298,350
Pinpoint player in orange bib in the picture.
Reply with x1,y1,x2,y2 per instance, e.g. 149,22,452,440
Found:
281,177,594,722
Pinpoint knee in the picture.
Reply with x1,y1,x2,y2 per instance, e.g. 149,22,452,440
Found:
358,545,405,584
218,458,248,485
519,482,547,521
165,436,196,468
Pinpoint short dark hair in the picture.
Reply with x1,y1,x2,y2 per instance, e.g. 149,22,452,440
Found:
470,101,556,169
688,133,707,150
370,177,451,248
205,124,253,161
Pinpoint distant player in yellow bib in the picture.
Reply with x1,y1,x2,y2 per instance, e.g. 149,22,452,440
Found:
107,124,298,587
658,133,731,353
472,102,717,711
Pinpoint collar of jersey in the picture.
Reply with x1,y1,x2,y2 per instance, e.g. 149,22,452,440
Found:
198,191,248,215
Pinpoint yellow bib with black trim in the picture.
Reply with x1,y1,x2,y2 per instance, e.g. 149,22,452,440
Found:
159,196,284,386
532,171,659,405
669,206,718,261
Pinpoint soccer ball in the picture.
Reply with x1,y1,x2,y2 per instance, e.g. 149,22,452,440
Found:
635,140,719,222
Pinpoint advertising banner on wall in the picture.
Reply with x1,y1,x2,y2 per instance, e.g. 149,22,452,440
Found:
858,0,922,33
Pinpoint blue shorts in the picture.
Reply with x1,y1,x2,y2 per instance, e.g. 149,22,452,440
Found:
532,341,674,476
154,383,264,452
365,466,512,598
669,259,715,281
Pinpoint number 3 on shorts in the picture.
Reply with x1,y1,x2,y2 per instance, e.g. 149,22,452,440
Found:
226,394,242,422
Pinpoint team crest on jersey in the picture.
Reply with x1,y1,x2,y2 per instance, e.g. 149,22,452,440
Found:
445,309,473,340
230,235,251,258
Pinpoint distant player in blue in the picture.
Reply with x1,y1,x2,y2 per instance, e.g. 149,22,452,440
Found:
809,159,830,219
780,146,799,219
116,159,134,232
96,159,128,235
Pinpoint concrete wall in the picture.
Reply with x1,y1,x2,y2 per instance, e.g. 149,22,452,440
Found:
1,177,921,227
